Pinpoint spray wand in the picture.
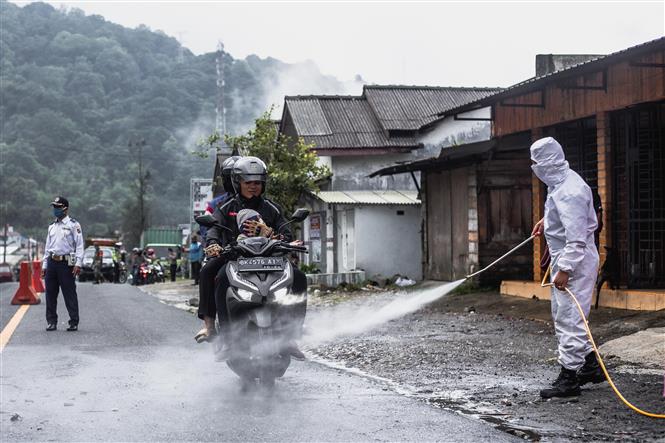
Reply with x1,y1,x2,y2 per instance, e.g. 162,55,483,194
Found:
463,234,664,419
465,235,535,280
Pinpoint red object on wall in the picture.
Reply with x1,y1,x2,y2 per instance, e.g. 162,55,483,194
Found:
32,261,45,293
11,261,41,305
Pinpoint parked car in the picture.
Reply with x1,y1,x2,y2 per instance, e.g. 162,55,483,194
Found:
0,262,13,282
79,246,115,282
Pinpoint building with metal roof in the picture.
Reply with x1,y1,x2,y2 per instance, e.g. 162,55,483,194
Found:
369,37,665,310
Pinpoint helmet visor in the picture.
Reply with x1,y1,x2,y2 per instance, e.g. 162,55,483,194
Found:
239,174,266,183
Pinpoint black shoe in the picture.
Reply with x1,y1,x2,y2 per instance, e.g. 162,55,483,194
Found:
540,366,581,399
283,341,306,361
66,324,78,332
577,352,606,385
46,323,57,331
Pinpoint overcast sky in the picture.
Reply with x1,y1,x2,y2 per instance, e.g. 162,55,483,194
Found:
25,1,665,88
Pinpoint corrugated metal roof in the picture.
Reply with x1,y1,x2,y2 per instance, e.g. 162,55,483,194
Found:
287,99,332,136
313,190,420,205
364,86,503,131
439,36,665,118
285,96,422,150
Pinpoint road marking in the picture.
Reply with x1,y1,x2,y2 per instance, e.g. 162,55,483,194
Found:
0,305,30,353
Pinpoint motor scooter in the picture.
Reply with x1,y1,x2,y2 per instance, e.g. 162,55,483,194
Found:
196,209,309,389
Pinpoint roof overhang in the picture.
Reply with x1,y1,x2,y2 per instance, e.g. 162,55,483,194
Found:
309,190,420,205
313,146,421,156
437,36,665,118
370,132,531,177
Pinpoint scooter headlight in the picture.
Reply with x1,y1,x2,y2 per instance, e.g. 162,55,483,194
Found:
236,288,254,301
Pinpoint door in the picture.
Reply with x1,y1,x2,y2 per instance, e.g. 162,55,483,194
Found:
425,168,469,281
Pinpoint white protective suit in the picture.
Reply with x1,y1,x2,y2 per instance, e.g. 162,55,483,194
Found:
531,137,599,370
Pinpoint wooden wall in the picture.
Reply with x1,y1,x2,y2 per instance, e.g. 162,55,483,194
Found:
476,150,533,283
424,167,469,281
494,50,665,137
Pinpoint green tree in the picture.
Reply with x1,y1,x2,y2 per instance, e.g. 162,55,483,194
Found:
202,110,330,213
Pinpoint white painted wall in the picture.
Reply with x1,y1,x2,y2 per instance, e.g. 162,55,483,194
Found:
352,205,422,280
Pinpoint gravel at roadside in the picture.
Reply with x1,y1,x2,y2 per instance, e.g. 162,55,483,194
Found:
306,285,665,442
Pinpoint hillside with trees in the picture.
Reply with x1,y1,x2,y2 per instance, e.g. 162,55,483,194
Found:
0,1,347,244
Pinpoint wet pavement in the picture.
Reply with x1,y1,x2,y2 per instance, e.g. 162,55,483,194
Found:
0,281,515,442
84,280,665,441
305,285,665,442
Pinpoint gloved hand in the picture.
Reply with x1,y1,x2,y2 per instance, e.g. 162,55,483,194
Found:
204,243,222,257
242,220,273,238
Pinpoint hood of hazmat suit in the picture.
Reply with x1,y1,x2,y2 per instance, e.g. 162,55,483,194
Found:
530,137,600,370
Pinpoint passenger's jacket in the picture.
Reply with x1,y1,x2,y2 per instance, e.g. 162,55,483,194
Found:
205,195,292,247
530,137,598,275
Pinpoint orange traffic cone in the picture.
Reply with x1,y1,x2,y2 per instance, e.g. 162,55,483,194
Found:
11,261,41,305
32,261,46,293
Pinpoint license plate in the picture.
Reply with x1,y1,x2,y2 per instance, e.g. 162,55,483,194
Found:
237,257,285,272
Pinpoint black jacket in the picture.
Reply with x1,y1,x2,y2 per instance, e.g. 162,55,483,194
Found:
205,195,292,246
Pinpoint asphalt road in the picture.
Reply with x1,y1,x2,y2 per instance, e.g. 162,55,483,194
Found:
0,282,516,442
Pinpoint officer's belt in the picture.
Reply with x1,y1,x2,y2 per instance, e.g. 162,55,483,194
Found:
50,254,66,261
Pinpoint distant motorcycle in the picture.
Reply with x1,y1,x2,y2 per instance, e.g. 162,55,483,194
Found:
196,209,309,389
150,260,165,283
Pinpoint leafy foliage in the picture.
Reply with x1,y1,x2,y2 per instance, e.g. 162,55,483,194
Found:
0,1,342,244
222,111,330,214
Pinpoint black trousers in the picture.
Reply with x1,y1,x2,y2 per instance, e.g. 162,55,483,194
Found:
197,256,226,320
214,264,307,327
45,259,79,326
170,264,177,282
191,261,201,284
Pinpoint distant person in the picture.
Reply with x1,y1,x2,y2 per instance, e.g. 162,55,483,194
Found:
168,247,177,282
41,196,84,332
92,245,103,284
189,236,202,286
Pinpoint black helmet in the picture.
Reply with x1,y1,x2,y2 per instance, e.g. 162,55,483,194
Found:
232,156,268,195
221,155,242,194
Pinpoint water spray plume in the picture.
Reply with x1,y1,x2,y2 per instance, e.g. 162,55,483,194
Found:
304,279,466,346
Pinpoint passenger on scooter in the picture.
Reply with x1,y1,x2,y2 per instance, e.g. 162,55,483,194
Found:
194,156,242,343
209,156,307,361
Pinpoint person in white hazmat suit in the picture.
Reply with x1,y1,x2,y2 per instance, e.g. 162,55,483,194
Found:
530,137,606,398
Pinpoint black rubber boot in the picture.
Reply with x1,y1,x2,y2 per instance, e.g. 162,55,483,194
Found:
540,366,581,399
577,352,606,385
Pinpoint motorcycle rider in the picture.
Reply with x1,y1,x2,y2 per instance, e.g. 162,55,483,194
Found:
194,155,242,343
207,156,307,361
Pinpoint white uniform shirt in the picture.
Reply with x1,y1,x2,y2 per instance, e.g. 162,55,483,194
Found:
43,216,84,269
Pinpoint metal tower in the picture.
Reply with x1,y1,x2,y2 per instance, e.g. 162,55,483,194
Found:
215,41,229,153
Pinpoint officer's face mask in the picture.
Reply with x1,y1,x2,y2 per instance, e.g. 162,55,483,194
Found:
53,206,66,218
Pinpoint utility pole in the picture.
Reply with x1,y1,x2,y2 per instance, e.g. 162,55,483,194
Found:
128,139,150,239
3,224,7,264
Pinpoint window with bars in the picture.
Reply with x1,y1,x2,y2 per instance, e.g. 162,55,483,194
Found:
612,102,665,289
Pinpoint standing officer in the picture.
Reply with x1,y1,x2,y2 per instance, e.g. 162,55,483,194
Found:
40,196,84,331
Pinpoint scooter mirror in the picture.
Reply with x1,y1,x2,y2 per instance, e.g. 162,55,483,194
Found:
195,214,216,228
290,208,310,223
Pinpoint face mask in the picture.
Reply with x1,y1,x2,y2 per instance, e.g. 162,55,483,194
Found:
53,207,66,218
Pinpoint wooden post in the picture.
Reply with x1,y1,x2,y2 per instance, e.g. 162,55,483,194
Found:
596,111,612,266
531,128,545,282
